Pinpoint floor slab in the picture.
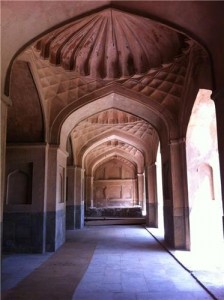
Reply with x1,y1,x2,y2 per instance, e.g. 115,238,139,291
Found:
1,225,221,300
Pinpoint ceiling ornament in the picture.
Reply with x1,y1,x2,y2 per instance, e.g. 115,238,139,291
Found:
35,8,185,80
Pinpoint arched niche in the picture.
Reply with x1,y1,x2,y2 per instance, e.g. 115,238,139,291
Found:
197,163,215,200
6,169,32,205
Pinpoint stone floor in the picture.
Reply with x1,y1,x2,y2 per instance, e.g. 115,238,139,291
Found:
148,227,224,300
1,252,53,292
1,225,223,300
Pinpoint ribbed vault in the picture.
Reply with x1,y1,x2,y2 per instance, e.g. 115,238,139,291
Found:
35,8,184,79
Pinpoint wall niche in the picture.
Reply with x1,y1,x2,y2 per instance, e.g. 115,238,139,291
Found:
6,162,33,205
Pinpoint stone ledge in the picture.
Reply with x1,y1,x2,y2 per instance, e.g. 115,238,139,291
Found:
85,207,142,218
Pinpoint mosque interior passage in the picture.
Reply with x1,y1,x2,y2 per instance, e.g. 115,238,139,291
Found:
1,1,224,271
2,225,216,300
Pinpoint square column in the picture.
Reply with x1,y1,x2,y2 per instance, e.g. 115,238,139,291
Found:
46,146,67,251
145,163,158,227
212,89,224,236
66,166,76,229
1,96,11,253
137,173,144,208
74,166,85,229
64,165,85,230
85,175,94,208
3,144,47,253
162,139,190,250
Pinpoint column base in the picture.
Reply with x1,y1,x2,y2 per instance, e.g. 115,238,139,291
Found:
222,216,224,239
75,203,84,229
146,203,158,227
3,212,45,253
163,206,190,250
46,209,65,252
66,205,76,230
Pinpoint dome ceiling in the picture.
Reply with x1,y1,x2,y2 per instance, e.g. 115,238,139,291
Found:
35,8,185,79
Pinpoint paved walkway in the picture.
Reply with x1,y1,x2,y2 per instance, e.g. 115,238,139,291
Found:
149,227,224,300
1,225,219,300
72,226,212,300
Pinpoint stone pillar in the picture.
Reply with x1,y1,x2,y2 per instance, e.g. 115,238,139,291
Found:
66,166,76,230
133,179,138,206
137,173,144,208
46,146,67,251
163,139,190,250
85,175,94,208
212,89,224,236
90,176,94,207
145,163,158,227
3,144,47,253
74,166,85,229
1,96,11,254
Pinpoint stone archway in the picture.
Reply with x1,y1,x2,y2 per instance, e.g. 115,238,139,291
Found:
3,6,210,252
61,101,161,230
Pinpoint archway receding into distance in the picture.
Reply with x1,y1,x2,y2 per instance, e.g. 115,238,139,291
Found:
3,6,212,253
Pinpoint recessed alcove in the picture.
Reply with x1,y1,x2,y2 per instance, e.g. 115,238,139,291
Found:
93,157,137,208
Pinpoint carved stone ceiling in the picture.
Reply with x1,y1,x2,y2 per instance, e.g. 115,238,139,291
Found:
35,8,184,79
70,108,159,165
18,7,196,129
26,48,188,125
85,139,144,170
11,5,206,165
91,154,138,176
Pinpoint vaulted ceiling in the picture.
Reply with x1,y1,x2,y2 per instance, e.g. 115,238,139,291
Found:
69,108,159,172
35,8,184,78
3,1,223,174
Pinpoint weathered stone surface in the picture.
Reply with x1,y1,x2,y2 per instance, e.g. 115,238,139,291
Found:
3,212,44,253
66,205,76,230
46,209,66,252
85,207,142,218
36,8,184,79
75,204,85,229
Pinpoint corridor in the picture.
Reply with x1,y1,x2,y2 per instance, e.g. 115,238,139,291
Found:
2,225,215,300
